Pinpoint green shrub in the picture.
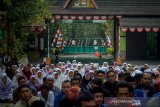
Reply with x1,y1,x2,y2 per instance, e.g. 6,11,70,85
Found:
107,47,114,55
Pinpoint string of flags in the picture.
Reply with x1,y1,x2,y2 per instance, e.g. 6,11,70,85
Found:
51,29,112,48
105,31,112,48
51,28,64,49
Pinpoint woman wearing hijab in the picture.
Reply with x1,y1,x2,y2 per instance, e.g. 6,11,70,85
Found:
52,72,62,90
76,64,85,77
82,73,92,86
55,68,64,82
36,70,44,85
64,70,74,81
30,67,37,75
45,65,53,74
22,65,32,80
0,73,13,102
28,75,41,90
61,66,66,77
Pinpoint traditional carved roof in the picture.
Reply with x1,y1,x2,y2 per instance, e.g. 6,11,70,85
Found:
50,0,160,16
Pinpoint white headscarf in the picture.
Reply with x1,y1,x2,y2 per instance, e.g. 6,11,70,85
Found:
55,68,64,81
0,73,12,87
76,64,85,77
36,70,45,85
0,73,13,100
30,67,36,75
64,70,74,81
52,72,62,89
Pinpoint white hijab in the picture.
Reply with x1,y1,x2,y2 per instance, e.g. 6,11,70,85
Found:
52,72,62,89
36,70,45,85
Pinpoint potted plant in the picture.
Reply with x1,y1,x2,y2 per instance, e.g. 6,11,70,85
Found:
106,47,114,58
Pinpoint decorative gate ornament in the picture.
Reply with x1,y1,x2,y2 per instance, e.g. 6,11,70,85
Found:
152,27,159,32
121,27,160,32
54,15,115,20
137,27,143,32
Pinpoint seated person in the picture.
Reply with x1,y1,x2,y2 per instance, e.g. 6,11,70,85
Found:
15,84,40,107
0,73,13,103
91,87,106,107
38,84,54,107
31,100,45,107
75,91,98,107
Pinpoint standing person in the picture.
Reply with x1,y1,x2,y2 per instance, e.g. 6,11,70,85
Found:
75,91,98,107
82,73,92,86
97,70,106,84
106,81,136,107
64,70,74,81
87,78,102,92
102,70,118,97
28,75,41,90
54,47,60,64
136,72,156,97
115,81,134,97
46,75,61,96
54,80,71,107
91,87,105,107
40,59,47,69
60,86,81,107
52,72,62,90
36,70,44,85
14,84,40,107
125,76,144,97
13,76,28,104
38,84,55,107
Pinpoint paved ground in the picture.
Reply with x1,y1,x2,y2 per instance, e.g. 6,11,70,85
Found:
29,54,160,68
124,60,160,65
60,54,108,58
60,54,160,64
124,60,160,68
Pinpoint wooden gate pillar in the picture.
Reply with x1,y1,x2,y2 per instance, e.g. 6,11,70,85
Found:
114,17,121,62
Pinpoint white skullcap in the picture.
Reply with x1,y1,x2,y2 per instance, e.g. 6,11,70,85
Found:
135,70,143,74
46,75,54,80
144,69,152,73
89,70,94,73
54,68,61,72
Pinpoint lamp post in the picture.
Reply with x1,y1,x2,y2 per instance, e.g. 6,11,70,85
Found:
45,18,55,64
47,22,50,58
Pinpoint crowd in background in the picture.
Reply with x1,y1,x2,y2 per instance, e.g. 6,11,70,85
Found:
0,54,160,107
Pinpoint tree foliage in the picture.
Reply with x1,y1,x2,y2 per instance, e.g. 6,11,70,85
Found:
4,0,51,34
55,20,114,39
2,0,51,54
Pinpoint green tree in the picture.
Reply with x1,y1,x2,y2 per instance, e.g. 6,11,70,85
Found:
3,0,51,55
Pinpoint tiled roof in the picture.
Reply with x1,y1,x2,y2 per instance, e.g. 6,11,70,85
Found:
120,17,160,27
50,0,160,15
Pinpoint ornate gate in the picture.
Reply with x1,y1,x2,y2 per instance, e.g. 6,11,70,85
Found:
62,38,107,54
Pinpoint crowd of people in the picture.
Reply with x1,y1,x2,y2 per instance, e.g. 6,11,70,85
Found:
0,57,160,107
